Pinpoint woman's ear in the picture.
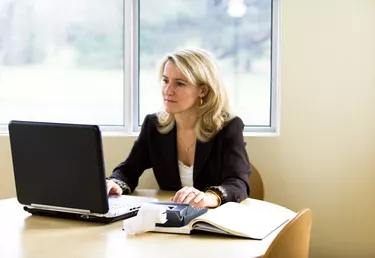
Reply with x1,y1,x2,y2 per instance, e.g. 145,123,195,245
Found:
200,85,209,98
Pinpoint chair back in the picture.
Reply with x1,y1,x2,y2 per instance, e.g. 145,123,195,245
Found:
249,163,264,200
263,208,313,258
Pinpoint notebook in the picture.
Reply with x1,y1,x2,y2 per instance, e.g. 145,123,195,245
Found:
8,120,157,223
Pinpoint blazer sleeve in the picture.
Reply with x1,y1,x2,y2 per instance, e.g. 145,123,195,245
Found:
207,117,251,203
109,114,152,192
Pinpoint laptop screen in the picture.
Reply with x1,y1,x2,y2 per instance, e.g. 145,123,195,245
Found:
9,121,109,213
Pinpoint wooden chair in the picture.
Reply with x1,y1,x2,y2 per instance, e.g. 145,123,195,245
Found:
263,208,313,258
249,162,265,200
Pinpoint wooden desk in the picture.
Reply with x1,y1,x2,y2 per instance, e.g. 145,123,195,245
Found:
0,190,296,258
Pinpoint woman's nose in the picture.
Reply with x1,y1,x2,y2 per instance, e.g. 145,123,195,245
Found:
164,83,175,95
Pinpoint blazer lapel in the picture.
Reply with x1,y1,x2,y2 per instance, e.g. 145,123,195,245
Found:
158,126,181,188
193,139,214,180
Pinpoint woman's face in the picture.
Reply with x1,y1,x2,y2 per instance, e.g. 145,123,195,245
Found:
161,61,202,114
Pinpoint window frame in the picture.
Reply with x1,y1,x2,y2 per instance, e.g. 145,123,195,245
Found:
133,0,281,135
0,0,281,136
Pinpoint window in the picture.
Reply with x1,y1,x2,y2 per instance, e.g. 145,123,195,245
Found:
0,0,280,134
0,0,124,127
138,0,280,133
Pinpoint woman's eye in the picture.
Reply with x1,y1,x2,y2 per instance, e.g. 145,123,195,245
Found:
161,79,168,84
177,82,185,87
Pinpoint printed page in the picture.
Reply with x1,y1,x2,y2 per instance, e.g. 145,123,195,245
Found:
191,201,292,239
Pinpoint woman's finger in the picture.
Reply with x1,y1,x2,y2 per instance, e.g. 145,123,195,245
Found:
110,185,122,195
171,188,183,202
107,180,122,195
178,187,197,203
173,187,189,202
106,180,112,194
193,192,205,203
182,192,197,204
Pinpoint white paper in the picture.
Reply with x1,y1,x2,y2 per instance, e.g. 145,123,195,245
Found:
122,203,168,235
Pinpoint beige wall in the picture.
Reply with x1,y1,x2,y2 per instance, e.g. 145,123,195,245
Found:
1,0,375,257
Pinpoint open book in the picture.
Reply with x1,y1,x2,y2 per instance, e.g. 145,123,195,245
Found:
153,200,294,240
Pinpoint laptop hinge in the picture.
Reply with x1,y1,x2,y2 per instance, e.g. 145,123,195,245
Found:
30,203,91,214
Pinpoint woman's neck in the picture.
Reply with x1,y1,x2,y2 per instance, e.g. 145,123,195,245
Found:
174,111,197,131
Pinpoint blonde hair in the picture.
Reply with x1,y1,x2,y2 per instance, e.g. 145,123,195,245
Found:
157,48,233,142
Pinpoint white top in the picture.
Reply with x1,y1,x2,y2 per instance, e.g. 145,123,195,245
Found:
178,160,194,187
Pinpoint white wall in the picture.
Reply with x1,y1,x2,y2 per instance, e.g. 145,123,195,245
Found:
1,0,375,257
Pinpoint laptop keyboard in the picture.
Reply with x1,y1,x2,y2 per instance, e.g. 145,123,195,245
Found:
108,196,141,211
109,202,139,211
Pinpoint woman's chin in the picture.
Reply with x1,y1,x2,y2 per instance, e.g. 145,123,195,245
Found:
164,105,196,115
163,104,180,114
164,108,177,114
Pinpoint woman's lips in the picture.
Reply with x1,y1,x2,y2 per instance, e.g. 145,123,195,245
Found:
164,99,177,103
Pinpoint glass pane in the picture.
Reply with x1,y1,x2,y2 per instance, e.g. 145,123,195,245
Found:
139,0,272,126
0,0,124,125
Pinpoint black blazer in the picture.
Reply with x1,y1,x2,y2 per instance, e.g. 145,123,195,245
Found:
110,114,252,203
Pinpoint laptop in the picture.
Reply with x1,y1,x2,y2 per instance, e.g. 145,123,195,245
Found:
8,120,157,223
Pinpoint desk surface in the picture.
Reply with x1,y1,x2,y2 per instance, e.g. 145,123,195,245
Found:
0,190,296,258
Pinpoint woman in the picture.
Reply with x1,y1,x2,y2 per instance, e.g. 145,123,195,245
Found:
107,48,251,208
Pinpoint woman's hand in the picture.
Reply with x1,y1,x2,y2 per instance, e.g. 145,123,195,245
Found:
106,179,123,195
171,187,220,208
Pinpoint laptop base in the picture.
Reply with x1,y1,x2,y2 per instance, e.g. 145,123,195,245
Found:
24,206,138,223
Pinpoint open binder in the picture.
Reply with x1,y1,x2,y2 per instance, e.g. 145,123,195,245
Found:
154,200,293,240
